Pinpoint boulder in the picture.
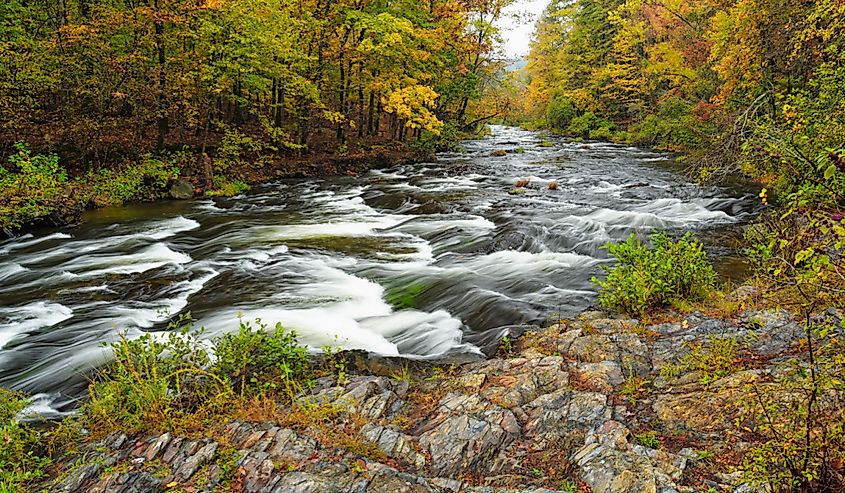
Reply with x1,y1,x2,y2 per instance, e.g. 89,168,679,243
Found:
169,179,194,199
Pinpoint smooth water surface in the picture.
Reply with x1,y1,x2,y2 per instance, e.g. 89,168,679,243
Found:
0,126,759,415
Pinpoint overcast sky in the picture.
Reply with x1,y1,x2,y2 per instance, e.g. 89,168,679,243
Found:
496,0,550,59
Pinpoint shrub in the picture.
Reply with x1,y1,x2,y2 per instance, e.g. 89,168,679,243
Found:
546,95,577,130
406,121,463,156
593,232,717,316
744,208,845,309
567,112,615,140
629,97,710,150
0,143,67,231
206,177,250,197
216,128,265,170
85,316,227,435
85,315,311,435
0,389,51,492
86,154,182,206
739,320,845,491
213,319,310,398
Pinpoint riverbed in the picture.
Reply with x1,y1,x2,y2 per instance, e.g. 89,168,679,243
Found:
0,126,759,416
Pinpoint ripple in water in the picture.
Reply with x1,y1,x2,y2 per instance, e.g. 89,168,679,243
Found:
0,126,760,415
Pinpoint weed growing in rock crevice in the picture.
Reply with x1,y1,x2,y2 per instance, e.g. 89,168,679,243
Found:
660,336,746,386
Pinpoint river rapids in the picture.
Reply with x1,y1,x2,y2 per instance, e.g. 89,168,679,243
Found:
0,126,759,416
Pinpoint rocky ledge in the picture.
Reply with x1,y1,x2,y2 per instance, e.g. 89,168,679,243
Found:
46,304,841,493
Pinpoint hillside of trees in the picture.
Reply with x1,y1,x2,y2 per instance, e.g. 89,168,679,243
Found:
521,0,844,211
0,0,511,232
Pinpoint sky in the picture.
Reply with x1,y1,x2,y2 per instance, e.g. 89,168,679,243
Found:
496,0,550,59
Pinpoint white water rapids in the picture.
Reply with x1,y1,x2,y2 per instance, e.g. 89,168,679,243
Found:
0,126,759,416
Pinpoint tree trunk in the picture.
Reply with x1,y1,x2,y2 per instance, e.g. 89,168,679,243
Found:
357,64,364,138
154,0,168,149
337,59,346,143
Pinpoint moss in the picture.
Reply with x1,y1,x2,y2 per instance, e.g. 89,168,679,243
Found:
384,281,432,309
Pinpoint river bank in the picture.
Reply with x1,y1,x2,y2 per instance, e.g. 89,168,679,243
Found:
0,126,761,418
0,146,424,239
33,294,843,493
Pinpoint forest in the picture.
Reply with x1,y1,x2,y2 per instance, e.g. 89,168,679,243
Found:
2,0,845,492
0,0,511,232
520,0,844,211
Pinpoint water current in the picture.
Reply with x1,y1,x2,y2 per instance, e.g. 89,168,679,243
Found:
0,126,759,416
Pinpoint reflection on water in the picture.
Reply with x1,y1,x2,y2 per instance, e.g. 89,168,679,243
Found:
0,126,760,416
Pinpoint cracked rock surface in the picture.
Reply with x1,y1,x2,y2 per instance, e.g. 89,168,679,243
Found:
46,307,817,493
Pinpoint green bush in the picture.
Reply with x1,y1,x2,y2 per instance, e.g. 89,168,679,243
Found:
86,315,311,435
85,316,224,434
206,177,250,197
86,154,182,206
593,232,717,316
546,95,577,130
216,128,265,171
0,143,67,231
213,319,310,398
0,389,51,492
406,121,463,156
567,112,615,140
629,97,709,150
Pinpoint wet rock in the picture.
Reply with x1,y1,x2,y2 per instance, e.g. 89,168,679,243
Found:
266,461,372,492
573,420,687,493
491,149,508,157
299,375,408,422
52,463,101,492
267,428,320,463
477,356,570,408
366,463,442,492
565,329,651,376
740,310,803,354
88,472,164,493
574,361,624,393
652,370,766,431
458,372,486,391
144,433,171,461
238,451,277,493
524,389,611,444
161,436,184,463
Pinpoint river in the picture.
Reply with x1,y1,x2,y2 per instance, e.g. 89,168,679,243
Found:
0,126,759,416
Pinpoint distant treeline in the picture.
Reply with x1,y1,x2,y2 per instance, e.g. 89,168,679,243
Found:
521,0,844,210
0,0,513,163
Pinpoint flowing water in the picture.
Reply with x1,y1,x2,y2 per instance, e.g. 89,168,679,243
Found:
0,126,759,416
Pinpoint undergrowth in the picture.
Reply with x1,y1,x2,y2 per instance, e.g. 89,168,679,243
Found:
0,389,52,493
85,314,312,436
660,336,745,386
593,231,717,316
